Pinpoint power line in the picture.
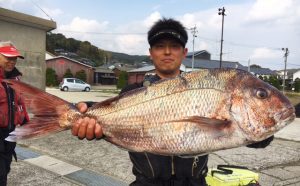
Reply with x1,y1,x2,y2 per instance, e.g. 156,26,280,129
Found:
55,30,146,35
30,0,54,21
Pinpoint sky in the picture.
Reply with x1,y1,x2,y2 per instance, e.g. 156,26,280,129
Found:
1,0,300,70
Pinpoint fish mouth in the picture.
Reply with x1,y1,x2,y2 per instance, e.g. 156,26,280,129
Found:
278,107,296,122
275,107,296,124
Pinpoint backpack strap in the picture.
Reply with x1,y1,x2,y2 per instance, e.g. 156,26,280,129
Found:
1,82,15,131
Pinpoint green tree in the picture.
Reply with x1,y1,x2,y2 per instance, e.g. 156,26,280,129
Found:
268,76,281,90
250,64,262,68
117,71,128,89
263,76,268,82
63,68,73,78
75,70,87,82
295,78,300,92
46,68,58,87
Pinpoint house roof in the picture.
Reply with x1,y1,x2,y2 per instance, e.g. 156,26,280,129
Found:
186,50,211,58
250,67,276,75
46,56,94,69
183,58,247,70
94,67,114,73
128,65,155,73
0,7,56,31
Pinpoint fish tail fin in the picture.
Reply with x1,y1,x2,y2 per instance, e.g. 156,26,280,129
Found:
3,80,79,141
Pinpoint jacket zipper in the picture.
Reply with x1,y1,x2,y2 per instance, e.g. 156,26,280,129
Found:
192,156,208,177
191,157,199,177
3,82,14,131
171,156,175,175
145,153,155,178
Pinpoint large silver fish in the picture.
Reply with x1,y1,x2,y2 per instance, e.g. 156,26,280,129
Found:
5,68,295,156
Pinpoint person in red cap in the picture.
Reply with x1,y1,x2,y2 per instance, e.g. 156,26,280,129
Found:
0,41,29,186
0,41,24,80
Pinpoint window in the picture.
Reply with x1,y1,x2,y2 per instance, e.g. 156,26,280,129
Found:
67,79,74,83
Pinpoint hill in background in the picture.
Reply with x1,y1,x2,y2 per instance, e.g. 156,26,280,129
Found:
46,32,150,67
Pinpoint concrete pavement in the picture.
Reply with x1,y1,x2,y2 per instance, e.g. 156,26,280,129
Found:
7,88,300,186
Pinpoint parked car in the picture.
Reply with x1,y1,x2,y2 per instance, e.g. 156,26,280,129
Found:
59,78,91,91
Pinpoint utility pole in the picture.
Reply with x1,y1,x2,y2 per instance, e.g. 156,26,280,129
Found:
282,48,289,94
190,25,197,71
248,59,251,72
218,7,226,68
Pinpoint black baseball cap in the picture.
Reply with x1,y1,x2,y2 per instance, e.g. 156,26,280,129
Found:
148,29,187,47
147,18,188,47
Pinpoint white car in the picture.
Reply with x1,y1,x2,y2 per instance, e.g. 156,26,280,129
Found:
59,78,91,91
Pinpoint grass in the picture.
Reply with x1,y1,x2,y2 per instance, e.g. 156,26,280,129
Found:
285,92,300,106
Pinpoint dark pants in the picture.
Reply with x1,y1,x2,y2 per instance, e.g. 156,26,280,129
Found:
0,131,16,186
130,175,207,186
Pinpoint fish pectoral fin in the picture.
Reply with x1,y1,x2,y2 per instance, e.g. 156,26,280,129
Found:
173,116,231,129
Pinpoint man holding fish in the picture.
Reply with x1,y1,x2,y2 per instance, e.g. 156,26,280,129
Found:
71,18,276,186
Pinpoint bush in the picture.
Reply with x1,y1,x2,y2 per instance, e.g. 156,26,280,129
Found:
63,68,73,78
295,79,300,92
268,76,281,90
117,71,128,89
46,68,58,86
75,70,87,82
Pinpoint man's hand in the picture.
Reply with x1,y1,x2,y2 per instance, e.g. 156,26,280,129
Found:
71,102,103,140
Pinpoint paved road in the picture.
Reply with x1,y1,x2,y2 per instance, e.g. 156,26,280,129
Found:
7,88,300,186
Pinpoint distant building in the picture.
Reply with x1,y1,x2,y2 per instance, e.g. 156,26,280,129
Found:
293,70,300,81
94,67,116,85
46,56,94,84
128,66,155,84
184,50,246,71
0,7,56,89
250,67,276,78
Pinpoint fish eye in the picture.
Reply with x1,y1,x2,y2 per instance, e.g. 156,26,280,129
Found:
256,88,268,99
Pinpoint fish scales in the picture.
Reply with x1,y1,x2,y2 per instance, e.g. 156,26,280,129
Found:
85,69,244,154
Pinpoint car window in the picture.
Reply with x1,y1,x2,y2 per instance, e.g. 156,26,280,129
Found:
66,79,74,83
75,79,84,84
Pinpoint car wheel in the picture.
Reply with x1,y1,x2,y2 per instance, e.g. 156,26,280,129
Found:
63,86,69,91
85,87,90,92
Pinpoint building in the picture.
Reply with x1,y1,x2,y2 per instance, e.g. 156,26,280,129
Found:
293,70,300,81
250,67,276,78
94,67,116,85
128,66,155,84
46,56,94,84
184,50,247,71
0,7,56,89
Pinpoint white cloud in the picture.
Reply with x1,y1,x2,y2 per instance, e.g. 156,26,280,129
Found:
143,12,161,28
246,0,293,23
59,17,109,33
115,35,147,54
250,47,280,59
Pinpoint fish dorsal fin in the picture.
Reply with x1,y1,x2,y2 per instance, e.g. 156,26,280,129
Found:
91,95,121,108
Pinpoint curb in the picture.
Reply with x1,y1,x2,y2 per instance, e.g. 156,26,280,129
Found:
15,146,127,186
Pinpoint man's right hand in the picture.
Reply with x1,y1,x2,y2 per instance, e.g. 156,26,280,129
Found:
71,102,103,140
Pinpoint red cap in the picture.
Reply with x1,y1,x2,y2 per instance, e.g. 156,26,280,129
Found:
0,45,24,59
